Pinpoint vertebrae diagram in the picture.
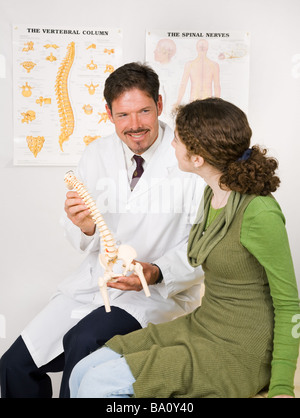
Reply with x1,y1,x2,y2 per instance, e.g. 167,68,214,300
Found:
27,136,45,157
55,41,75,151
13,25,122,165
64,171,150,312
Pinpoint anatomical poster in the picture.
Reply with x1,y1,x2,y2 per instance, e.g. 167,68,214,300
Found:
12,24,122,165
146,30,250,127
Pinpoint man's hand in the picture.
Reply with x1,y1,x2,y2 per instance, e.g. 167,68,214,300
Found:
64,191,96,236
107,261,161,292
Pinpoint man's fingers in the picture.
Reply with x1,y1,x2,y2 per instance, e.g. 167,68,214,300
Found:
107,275,143,292
67,203,89,216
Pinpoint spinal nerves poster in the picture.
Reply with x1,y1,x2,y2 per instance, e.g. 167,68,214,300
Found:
12,25,122,165
146,30,250,127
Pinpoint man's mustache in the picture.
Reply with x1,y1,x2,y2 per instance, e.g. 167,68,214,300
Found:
124,129,149,135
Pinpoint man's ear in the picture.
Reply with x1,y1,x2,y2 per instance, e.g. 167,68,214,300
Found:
105,104,114,124
157,94,163,116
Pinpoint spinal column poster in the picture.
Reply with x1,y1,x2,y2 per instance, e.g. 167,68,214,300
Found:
13,25,122,165
146,30,250,127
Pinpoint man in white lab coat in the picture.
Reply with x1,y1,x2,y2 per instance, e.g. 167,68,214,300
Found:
0,63,204,398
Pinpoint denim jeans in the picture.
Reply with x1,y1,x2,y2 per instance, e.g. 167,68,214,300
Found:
69,346,135,398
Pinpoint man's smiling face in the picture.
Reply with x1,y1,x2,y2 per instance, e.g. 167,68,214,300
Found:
106,88,163,155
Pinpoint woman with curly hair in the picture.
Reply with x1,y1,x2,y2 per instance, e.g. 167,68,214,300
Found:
69,98,299,398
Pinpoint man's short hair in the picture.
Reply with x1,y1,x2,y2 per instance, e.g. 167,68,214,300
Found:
104,62,160,111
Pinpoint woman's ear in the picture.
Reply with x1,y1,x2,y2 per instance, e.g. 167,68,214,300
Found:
191,154,204,168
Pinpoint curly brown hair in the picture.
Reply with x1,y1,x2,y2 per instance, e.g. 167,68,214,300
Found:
175,98,280,196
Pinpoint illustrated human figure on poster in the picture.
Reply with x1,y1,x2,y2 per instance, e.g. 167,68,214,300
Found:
174,39,221,108
153,38,177,65
152,38,177,126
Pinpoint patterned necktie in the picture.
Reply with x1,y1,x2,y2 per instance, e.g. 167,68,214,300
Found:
130,155,144,190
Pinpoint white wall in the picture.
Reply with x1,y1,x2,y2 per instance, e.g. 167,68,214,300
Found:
1,0,300,396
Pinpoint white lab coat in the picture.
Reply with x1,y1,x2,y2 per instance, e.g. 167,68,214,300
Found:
22,122,205,367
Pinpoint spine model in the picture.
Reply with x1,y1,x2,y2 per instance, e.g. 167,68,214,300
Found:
55,42,75,152
64,170,118,262
64,170,150,312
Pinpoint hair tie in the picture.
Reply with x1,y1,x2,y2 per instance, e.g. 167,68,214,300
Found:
237,148,252,162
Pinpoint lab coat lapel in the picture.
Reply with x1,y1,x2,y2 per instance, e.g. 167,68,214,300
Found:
111,133,132,197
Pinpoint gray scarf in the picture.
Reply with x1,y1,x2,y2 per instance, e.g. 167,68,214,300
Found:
188,186,248,267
